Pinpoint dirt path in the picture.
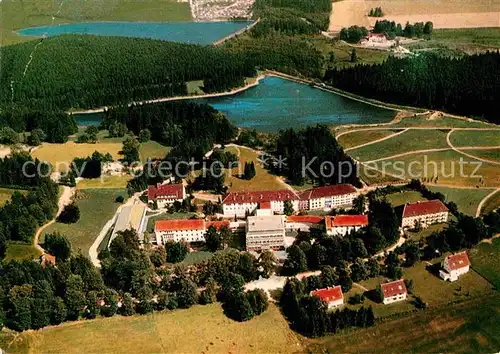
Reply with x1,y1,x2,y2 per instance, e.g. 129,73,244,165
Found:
476,188,500,217
353,282,369,292
446,129,500,166
33,186,75,254
344,128,410,152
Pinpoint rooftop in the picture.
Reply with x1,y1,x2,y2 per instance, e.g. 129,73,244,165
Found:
403,199,449,218
286,215,324,224
247,215,285,232
311,286,343,303
326,214,368,228
223,190,299,204
299,184,357,200
381,279,407,298
445,251,470,270
155,219,204,232
148,183,184,200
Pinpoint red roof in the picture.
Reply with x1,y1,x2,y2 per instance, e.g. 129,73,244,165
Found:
148,183,184,201
286,215,324,224
311,286,343,303
326,214,368,228
205,221,230,230
403,200,449,218
369,33,386,38
446,252,470,270
222,190,299,204
299,184,357,200
155,219,204,232
40,254,56,267
381,279,407,298
260,201,271,209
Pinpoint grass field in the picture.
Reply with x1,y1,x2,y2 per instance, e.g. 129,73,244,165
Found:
348,129,450,162
181,251,213,265
139,141,171,163
3,242,41,263
0,304,301,354
465,149,500,163
225,145,286,192
450,130,500,147
385,190,427,207
304,293,500,353
0,0,192,45
391,115,492,128
31,142,123,172
405,222,448,241
0,187,27,206
337,129,399,150
76,175,130,189
427,185,493,216
480,190,500,215
469,238,500,289
41,188,125,256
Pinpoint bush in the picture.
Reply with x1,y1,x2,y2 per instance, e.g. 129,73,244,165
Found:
44,233,71,261
56,203,80,224
115,195,124,203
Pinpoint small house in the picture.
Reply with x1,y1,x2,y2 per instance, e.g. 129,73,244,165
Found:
439,251,470,282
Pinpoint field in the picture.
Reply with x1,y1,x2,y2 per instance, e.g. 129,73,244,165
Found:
139,141,171,163
3,242,41,263
31,142,123,172
225,145,287,192
304,293,500,353
465,149,500,163
480,190,500,215
405,222,448,241
328,0,500,32
427,185,493,216
0,187,27,206
450,130,500,147
469,237,500,289
385,190,427,207
76,175,130,189
337,129,398,150
0,304,301,354
41,188,125,256
0,0,192,45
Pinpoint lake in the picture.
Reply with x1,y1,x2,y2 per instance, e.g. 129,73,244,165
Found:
17,21,252,45
73,76,396,131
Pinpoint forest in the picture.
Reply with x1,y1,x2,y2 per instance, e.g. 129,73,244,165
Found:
324,52,500,123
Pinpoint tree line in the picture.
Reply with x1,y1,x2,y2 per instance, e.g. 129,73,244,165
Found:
324,52,500,123
373,20,433,38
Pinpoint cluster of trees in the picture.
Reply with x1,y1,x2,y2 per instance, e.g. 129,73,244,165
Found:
340,26,368,44
71,151,114,180
205,226,233,252
368,7,384,17
373,20,433,38
274,125,361,187
252,0,332,37
0,153,49,189
76,126,99,144
280,278,375,337
238,129,264,148
202,201,223,216
56,203,80,224
324,52,500,123
243,161,257,180
208,149,239,168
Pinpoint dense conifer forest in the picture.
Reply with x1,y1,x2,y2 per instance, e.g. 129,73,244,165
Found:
324,52,500,123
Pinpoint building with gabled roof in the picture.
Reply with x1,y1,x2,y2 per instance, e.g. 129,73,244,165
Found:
311,286,344,309
440,251,470,282
222,189,300,217
285,215,324,232
401,199,449,229
380,279,407,305
154,219,230,244
325,214,368,236
148,183,185,208
298,184,357,211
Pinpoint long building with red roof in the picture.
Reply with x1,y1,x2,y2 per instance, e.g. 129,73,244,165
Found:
154,219,229,244
325,214,368,236
311,286,344,309
381,279,407,305
401,199,449,229
148,183,185,208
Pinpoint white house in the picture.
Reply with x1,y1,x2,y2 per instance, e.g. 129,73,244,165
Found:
154,219,229,245
439,251,470,282
311,286,344,309
148,183,185,209
222,190,299,218
245,215,286,251
381,279,407,305
285,215,324,232
401,199,449,229
299,184,357,211
325,214,368,236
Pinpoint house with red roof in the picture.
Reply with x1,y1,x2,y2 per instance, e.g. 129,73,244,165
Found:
148,183,185,208
439,251,470,282
154,219,229,244
40,254,56,268
325,214,368,236
299,184,357,211
380,279,407,305
311,286,344,309
285,215,324,232
401,200,449,229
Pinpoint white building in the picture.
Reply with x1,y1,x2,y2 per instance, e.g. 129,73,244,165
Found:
148,183,185,209
381,279,407,305
439,252,470,282
110,204,147,245
245,215,286,251
285,215,324,232
401,199,449,229
222,190,299,218
154,219,229,245
311,286,344,309
299,184,357,211
325,214,368,236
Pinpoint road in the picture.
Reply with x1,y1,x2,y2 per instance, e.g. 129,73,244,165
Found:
476,188,500,217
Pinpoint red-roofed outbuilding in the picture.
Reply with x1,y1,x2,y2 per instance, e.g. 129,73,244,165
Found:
311,286,344,309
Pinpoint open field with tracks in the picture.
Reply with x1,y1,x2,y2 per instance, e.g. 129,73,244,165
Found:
427,185,493,216
0,304,300,354
469,237,500,289
480,190,500,214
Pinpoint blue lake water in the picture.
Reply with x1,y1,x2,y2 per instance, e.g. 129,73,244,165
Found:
17,21,252,45
73,77,396,131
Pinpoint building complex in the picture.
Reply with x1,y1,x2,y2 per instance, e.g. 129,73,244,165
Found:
401,199,449,229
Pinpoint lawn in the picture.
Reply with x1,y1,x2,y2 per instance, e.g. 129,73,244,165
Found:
480,190,500,215
348,129,450,162
0,187,27,206
450,130,500,147
76,175,130,189
385,190,427,207
405,223,448,241
411,28,500,52
31,142,123,172
186,80,205,95
41,189,126,256
3,242,41,263
0,0,192,46
181,251,213,265
0,304,301,354
337,129,400,150
469,237,500,289
225,145,287,192
427,185,493,216
303,293,500,353
139,141,171,163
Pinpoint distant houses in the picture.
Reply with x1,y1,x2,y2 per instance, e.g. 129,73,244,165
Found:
440,251,470,282
401,199,449,229
325,214,368,236
311,286,344,309
380,279,407,305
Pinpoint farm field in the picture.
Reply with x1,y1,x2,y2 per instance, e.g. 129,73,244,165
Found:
450,130,500,147
41,188,126,256
31,142,123,172
0,187,27,206
139,141,171,163
469,237,500,289
427,185,493,216
304,293,500,353
480,190,500,215
465,149,500,163
3,242,41,263
337,129,399,150
225,145,286,192
0,0,192,45
0,304,301,354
